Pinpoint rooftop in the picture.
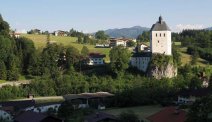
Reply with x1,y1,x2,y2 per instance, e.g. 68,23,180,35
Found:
132,52,152,57
147,107,186,122
63,92,114,100
89,53,106,58
150,16,171,31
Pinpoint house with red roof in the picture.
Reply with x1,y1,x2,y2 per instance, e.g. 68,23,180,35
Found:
147,107,186,122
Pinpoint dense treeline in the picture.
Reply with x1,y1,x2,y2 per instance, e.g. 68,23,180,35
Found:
0,64,212,103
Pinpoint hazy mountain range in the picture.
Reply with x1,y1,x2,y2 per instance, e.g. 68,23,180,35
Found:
205,27,212,30
101,26,212,39
104,26,150,38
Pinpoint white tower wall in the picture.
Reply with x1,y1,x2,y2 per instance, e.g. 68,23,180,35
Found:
150,31,172,55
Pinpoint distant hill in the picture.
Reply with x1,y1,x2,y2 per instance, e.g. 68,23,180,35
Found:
104,26,150,38
205,27,212,30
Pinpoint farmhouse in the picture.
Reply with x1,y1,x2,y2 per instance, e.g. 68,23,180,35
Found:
138,43,149,52
54,30,68,36
109,38,127,47
131,16,173,73
86,53,106,66
109,38,136,47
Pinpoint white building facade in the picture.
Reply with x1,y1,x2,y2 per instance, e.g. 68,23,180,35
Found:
131,53,151,72
87,53,106,66
150,16,172,55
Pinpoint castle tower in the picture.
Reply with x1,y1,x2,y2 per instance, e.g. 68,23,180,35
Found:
150,16,172,55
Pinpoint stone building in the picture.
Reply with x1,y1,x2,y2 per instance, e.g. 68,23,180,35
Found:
131,16,177,78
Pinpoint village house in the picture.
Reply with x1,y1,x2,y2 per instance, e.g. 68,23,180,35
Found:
138,43,149,51
177,88,212,105
131,16,172,72
54,30,68,36
109,38,127,47
86,53,106,66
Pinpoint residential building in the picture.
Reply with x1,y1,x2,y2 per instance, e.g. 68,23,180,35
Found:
87,53,106,65
137,43,149,52
131,52,151,72
109,38,127,47
177,88,212,105
54,30,68,36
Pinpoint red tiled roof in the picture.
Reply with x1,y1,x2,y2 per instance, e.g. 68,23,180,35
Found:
147,107,186,122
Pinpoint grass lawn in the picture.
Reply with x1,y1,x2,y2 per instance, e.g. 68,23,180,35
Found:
0,80,6,84
21,34,111,61
11,96,65,104
103,105,163,121
179,47,209,67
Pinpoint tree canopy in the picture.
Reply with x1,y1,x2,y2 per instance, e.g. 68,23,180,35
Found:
109,46,131,75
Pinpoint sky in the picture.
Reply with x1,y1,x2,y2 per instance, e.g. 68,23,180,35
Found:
0,0,211,33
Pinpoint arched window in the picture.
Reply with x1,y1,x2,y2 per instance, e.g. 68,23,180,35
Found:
160,33,161,37
164,33,165,37
156,33,157,37
158,40,159,43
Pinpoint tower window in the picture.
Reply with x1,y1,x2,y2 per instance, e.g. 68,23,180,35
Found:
158,40,159,43
156,33,157,37
164,33,165,37
160,33,161,37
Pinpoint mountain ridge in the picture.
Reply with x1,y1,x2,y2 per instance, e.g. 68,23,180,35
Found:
104,26,150,38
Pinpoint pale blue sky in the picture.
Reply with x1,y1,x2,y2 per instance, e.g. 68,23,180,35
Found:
0,0,211,32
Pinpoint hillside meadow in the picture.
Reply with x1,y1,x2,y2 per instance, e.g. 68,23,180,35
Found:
21,34,111,62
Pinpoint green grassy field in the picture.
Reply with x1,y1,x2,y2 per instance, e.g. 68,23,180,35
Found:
21,34,111,61
103,105,163,121
179,47,209,67
0,80,6,84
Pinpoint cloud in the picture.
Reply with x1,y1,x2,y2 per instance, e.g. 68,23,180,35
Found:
173,24,205,32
